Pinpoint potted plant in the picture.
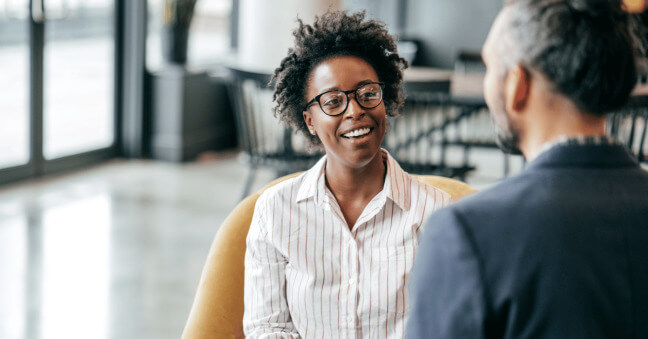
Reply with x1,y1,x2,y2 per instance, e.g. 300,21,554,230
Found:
162,0,198,64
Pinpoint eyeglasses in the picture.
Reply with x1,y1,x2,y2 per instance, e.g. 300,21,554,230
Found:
304,82,385,116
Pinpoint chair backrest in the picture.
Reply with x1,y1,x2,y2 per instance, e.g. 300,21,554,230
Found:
227,67,293,157
181,173,476,339
384,91,491,178
607,95,648,163
226,67,322,168
228,68,283,155
404,79,450,94
384,92,452,169
442,99,497,148
454,50,486,74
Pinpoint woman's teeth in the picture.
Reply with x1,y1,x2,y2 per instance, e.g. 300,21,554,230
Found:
343,128,371,138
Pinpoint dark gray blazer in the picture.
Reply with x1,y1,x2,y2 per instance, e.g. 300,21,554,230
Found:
406,143,648,339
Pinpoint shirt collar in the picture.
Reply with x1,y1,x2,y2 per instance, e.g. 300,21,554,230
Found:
383,149,411,211
295,149,411,211
532,135,621,162
295,155,327,204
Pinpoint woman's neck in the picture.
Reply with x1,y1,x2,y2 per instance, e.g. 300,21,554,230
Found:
324,151,387,202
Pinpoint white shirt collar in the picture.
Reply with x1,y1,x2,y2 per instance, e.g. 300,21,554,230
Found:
295,148,411,211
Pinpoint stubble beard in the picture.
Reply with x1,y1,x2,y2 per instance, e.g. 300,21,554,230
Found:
491,89,523,156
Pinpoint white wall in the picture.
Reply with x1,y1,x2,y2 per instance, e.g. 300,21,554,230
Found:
237,0,341,71
345,0,502,69
406,0,502,68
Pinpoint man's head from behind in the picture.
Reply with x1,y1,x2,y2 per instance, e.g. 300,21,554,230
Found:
482,0,639,157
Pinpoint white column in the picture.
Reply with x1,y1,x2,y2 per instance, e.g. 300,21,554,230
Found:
238,0,341,71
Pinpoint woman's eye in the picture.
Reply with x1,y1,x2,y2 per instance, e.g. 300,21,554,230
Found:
323,99,341,107
360,92,378,100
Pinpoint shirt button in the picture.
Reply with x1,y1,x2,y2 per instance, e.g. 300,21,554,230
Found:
349,278,354,285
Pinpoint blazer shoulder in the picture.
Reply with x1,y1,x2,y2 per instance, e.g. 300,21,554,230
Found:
443,174,532,212
424,173,541,240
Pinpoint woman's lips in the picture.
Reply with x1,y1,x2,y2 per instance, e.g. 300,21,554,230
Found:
341,127,373,138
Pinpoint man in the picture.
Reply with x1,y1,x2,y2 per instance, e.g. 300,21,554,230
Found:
407,0,648,338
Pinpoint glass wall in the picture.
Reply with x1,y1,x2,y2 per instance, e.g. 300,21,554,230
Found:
0,0,30,169
43,0,115,159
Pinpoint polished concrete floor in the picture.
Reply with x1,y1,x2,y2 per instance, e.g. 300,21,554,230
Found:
0,149,520,339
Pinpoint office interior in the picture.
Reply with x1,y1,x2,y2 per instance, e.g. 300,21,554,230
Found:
0,0,646,338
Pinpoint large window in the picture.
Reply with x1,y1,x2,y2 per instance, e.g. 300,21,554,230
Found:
0,0,30,169
0,0,117,185
43,0,115,159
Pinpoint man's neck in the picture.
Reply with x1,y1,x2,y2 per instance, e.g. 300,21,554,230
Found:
520,107,607,161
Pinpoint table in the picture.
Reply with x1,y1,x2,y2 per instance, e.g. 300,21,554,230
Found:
404,67,485,106
405,66,648,105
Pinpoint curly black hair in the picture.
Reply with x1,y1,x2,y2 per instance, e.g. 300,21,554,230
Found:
271,10,408,146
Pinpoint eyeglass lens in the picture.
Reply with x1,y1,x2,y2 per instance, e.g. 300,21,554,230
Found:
319,83,382,116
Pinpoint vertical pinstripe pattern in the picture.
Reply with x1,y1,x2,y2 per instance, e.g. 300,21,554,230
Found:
243,150,451,338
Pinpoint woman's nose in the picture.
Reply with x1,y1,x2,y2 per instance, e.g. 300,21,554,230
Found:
344,94,365,119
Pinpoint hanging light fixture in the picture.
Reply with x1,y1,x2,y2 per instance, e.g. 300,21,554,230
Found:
624,0,646,13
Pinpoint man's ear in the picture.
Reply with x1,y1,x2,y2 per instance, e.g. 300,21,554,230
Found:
505,64,531,114
303,111,316,135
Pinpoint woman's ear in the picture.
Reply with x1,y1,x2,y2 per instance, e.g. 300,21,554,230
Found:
303,111,316,135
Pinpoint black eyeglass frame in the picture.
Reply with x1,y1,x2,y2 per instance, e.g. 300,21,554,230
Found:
303,82,385,116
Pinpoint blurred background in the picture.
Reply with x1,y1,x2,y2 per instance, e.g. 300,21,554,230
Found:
0,1,646,338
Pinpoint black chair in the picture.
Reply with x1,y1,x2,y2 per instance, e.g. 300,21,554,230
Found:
226,67,323,198
637,57,648,84
441,97,521,177
404,79,451,94
384,85,477,180
454,51,513,176
607,95,648,164
454,50,486,74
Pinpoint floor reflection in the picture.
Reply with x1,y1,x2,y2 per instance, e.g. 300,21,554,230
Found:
40,196,110,339
0,216,27,339
0,156,265,339
0,154,515,339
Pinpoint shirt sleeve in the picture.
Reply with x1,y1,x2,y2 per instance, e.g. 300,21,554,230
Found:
406,207,488,339
243,193,300,338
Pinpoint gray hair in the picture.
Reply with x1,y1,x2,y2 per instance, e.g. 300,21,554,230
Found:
493,0,643,114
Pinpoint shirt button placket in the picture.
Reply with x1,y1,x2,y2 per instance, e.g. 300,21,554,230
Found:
323,195,331,211
347,236,359,336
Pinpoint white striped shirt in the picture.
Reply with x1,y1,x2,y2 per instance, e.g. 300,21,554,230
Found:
243,150,451,338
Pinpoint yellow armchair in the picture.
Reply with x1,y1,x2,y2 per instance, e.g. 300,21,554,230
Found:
181,173,476,339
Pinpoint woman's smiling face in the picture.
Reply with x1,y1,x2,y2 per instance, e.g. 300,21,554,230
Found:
303,55,387,169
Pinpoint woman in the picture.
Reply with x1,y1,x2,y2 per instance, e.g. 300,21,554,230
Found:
243,11,451,338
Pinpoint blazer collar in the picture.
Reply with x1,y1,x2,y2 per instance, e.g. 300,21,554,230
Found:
525,143,639,172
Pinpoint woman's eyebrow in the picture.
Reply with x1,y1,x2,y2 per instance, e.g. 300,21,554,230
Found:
317,86,339,94
316,79,377,94
354,79,376,87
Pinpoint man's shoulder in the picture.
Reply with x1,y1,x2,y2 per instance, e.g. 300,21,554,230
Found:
422,172,547,247
439,160,648,216
426,164,648,241
438,173,536,216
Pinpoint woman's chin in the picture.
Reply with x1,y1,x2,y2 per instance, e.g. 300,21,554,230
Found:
337,146,383,170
